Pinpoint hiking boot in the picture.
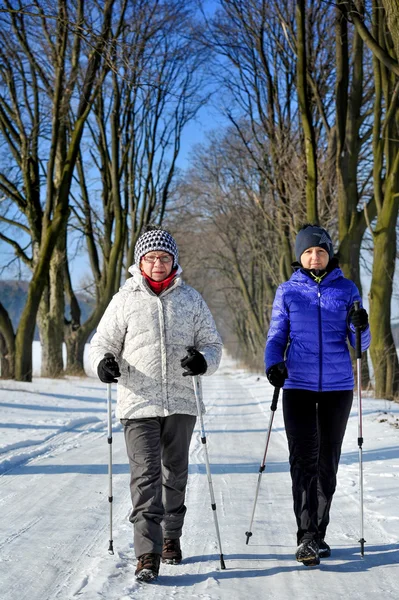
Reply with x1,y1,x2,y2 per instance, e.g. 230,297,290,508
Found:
135,553,161,582
295,537,320,566
162,538,182,564
319,539,331,558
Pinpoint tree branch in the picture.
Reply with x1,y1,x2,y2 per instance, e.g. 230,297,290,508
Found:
345,1,399,75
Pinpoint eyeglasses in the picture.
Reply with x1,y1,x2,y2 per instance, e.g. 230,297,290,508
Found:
142,255,173,264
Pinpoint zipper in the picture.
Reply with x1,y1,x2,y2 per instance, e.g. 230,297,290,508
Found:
159,277,179,297
157,297,168,410
318,285,322,391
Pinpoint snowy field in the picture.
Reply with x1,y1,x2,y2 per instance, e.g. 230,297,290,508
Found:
1,351,399,600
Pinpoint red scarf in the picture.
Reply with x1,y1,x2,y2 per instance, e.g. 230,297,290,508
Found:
142,268,178,295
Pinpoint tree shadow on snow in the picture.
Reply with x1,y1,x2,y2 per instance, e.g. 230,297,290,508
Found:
157,549,323,586
183,551,293,565
196,427,286,434
341,445,399,465
189,461,289,475
2,463,130,475
159,551,301,587
206,402,268,408
157,543,399,586
319,542,399,572
0,401,105,413
0,388,106,404
0,422,68,430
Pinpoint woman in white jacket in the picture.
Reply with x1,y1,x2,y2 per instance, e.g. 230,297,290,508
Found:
89,225,222,582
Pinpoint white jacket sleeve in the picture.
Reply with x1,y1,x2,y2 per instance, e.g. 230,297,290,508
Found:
89,292,128,373
194,295,223,376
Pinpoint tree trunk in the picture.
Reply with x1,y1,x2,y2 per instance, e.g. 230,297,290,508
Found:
65,330,87,376
369,189,399,398
0,302,15,379
37,243,66,377
382,0,399,59
0,333,12,379
0,335,14,379
15,325,36,381
296,0,318,223
65,292,118,375
13,0,115,382
335,4,372,388
359,1,399,398
14,203,70,381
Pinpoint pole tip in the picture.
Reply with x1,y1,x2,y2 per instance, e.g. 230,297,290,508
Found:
108,540,114,555
220,554,226,570
245,531,252,545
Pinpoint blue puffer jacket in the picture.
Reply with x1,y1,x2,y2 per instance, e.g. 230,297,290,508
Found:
265,266,371,392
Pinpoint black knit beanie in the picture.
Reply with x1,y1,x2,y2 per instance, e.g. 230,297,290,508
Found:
295,225,334,264
134,225,179,268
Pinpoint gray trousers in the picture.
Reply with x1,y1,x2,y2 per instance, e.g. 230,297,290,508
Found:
122,414,196,557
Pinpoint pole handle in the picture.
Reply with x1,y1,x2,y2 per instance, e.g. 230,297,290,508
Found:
270,386,280,411
353,300,362,359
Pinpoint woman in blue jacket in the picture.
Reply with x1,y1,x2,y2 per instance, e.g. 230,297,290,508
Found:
265,224,371,566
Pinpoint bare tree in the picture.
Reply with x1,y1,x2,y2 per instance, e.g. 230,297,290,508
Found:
0,0,117,381
189,0,340,364
193,0,379,380
343,0,399,397
63,0,209,374
296,0,318,222
171,126,285,368
207,0,306,282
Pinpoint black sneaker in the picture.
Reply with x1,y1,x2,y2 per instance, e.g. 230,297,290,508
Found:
295,538,320,566
319,539,331,558
135,553,161,582
162,538,182,564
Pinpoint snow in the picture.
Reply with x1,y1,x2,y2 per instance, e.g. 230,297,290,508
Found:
1,351,399,600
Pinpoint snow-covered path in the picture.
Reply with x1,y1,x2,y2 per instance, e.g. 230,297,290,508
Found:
1,357,399,599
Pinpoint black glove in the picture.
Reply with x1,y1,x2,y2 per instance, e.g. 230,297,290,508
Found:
349,306,369,331
181,346,207,377
266,361,288,388
97,353,121,383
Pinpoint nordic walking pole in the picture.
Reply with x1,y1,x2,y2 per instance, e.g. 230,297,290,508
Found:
192,375,226,570
104,354,115,555
354,301,366,556
245,386,280,545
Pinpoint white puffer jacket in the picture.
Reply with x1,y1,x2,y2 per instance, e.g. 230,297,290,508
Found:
89,265,223,419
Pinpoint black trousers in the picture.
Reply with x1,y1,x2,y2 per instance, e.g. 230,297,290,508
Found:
282,389,353,544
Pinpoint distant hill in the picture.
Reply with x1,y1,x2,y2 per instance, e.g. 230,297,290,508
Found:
0,280,95,340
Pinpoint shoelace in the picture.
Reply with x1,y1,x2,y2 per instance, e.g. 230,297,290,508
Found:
163,539,179,552
139,553,159,569
300,533,315,542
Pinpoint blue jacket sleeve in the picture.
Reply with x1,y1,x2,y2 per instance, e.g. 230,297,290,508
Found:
347,284,371,352
265,285,290,370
